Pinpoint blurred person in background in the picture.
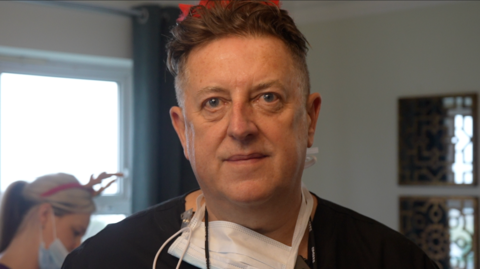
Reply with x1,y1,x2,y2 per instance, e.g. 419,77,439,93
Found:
0,172,122,269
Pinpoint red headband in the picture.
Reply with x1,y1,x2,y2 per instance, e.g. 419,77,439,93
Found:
40,183,90,198
178,0,281,22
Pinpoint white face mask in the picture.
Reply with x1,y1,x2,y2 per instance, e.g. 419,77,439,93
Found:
161,185,313,269
38,211,69,269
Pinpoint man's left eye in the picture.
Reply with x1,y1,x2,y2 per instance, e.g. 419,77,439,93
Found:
262,93,277,103
206,98,221,108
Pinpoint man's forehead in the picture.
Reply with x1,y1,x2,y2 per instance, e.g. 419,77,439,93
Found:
188,36,291,65
183,36,295,87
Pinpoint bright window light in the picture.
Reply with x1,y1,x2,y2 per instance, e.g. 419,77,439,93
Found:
83,214,126,241
0,73,119,194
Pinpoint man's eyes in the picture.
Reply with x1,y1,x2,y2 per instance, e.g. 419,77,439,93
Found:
206,98,221,108
261,93,278,103
202,93,279,110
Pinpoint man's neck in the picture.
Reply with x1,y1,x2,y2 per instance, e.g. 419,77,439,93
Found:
184,188,317,247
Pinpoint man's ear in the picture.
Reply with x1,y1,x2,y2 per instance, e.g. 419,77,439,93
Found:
38,203,53,228
306,93,322,147
170,106,190,160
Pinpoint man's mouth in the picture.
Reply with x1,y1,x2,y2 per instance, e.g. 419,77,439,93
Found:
225,153,268,162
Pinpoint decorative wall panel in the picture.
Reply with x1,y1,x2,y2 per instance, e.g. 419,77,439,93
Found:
400,196,478,269
398,94,477,185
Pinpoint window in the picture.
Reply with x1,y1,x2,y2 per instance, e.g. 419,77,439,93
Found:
398,93,478,268
400,196,477,269
0,73,119,193
398,94,477,185
0,48,132,238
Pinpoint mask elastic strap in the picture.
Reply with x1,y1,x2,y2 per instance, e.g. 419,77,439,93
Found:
39,207,57,246
39,225,44,244
286,185,314,269
50,209,57,239
304,147,318,169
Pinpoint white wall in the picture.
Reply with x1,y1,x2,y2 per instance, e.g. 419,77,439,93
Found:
0,1,176,60
0,1,128,59
300,2,480,230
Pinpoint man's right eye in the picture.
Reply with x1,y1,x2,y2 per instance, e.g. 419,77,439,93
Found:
206,98,220,108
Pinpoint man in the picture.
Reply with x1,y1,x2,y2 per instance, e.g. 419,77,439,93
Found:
63,1,439,268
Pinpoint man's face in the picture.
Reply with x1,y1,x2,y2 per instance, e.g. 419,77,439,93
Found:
171,36,321,206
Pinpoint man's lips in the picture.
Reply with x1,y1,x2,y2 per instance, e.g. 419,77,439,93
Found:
225,153,268,162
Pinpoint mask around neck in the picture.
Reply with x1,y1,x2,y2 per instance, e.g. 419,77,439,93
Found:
168,185,314,269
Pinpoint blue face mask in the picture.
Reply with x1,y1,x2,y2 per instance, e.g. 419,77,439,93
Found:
38,211,69,269
38,240,68,269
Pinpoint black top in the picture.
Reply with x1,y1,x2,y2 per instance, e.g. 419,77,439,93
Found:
63,193,439,269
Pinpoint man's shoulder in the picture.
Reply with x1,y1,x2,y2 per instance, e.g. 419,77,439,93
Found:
314,194,393,229
312,194,439,269
100,194,186,236
62,194,188,269
314,195,407,242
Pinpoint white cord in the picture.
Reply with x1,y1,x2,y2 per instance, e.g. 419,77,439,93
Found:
152,226,192,269
152,194,205,269
175,228,192,269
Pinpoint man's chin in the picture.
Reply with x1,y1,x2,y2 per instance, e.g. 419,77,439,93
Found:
222,183,279,207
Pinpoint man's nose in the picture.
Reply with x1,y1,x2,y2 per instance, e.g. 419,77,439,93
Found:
227,102,258,141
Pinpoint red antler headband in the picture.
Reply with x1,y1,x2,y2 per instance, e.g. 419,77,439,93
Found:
177,0,281,22
40,172,123,198
40,183,90,197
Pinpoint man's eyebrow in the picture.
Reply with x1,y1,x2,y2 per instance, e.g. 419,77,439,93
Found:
196,86,229,97
252,80,285,92
196,81,285,96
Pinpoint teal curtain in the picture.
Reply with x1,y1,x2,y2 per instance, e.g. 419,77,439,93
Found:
131,5,198,213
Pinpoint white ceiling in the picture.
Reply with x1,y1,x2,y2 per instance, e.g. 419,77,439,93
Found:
281,1,458,25
73,1,459,25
